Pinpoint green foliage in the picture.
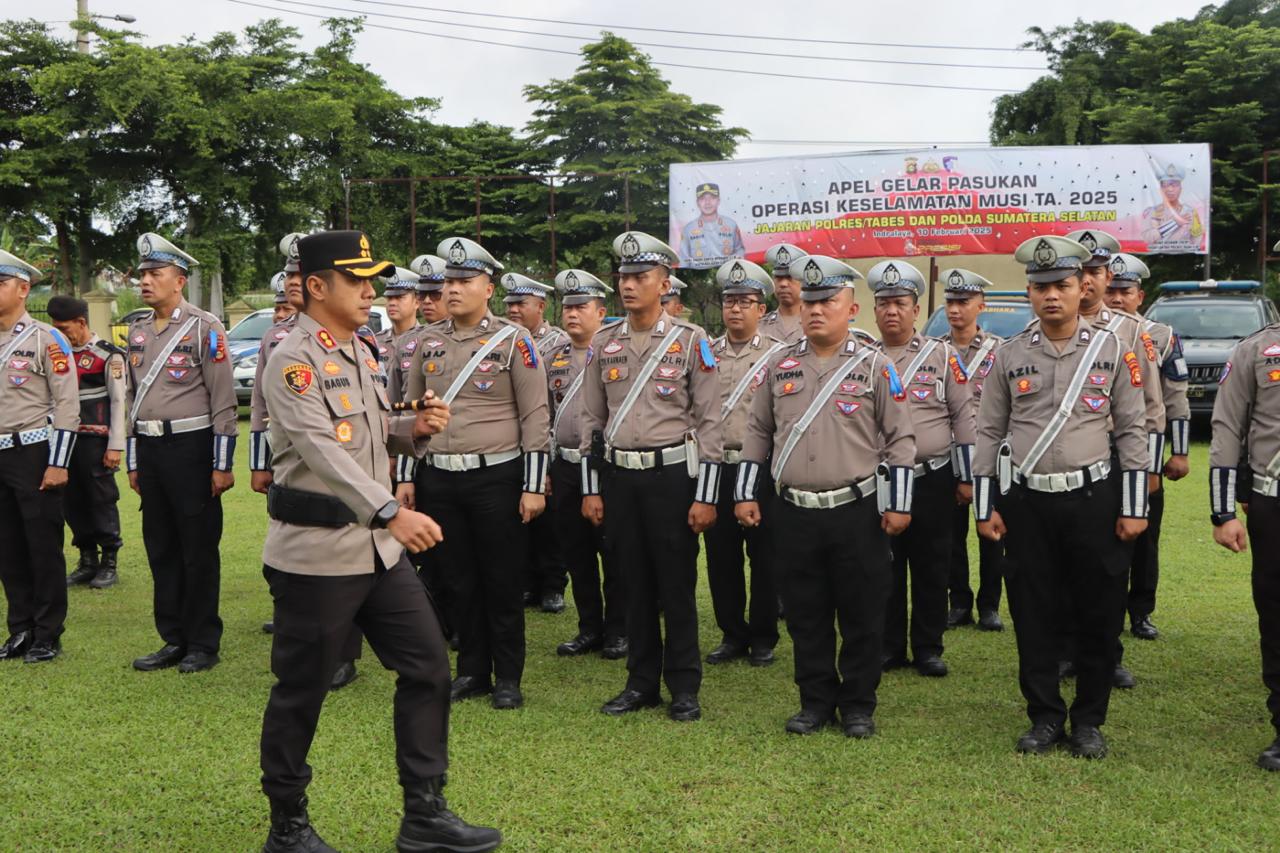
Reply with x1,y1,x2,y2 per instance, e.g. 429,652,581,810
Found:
991,6,1280,284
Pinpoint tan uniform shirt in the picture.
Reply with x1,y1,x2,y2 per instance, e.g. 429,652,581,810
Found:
975,322,1149,477
263,312,425,575
73,334,127,451
1144,319,1190,423
578,315,724,460
940,327,1002,404
546,340,591,452
0,312,80,457
759,310,803,343
1210,324,1280,478
878,333,976,465
713,333,786,452
532,321,569,359
741,333,916,492
404,312,550,458
384,323,423,405
124,299,237,436
250,314,298,433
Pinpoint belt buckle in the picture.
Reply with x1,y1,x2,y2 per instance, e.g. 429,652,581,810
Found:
1048,472,1068,492
136,421,161,437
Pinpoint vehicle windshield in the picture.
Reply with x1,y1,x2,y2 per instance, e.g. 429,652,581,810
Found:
1145,301,1264,340
923,303,1033,339
228,312,274,341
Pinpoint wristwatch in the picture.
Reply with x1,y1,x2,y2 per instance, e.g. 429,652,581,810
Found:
1210,512,1237,527
371,499,400,528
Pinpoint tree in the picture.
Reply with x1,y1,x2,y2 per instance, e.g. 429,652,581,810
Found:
991,6,1280,283
523,33,747,276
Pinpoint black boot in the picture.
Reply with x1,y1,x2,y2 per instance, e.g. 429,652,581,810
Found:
90,547,119,589
67,548,98,586
262,794,337,853
396,777,501,853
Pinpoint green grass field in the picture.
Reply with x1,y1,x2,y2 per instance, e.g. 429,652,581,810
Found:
1,428,1276,851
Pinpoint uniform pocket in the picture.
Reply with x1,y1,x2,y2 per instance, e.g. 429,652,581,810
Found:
323,387,366,418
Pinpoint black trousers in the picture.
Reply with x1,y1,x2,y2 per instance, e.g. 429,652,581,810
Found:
260,555,450,801
525,511,567,597
1127,484,1165,621
0,442,67,643
948,488,1004,613
550,457,623,639
1002,475,1130,728
418,459,527,683
776,497,890,717
884,464,954,661
704,462,778,652
136,429,223,654
1247,494,1280,732
64,433,122,551
602,463,701,696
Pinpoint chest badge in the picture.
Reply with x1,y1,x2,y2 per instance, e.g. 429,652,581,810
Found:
335,421,353,443
834,400,859,415
323,361,341,376
655,384,676,397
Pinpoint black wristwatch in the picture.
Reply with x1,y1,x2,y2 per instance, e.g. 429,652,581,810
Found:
372,499,400,529
1210,512,1237,527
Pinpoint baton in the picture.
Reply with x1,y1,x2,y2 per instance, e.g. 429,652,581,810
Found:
391,390,439,412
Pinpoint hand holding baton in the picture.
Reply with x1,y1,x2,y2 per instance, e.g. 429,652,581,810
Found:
399,390,451,437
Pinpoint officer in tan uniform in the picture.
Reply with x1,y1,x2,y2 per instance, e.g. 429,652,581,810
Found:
1104,253,1191,642
871,261,976,678
381,267,424,405
403,236,551,711
1054,229,1163,689
546,269,627,660
250,233,305,491
661,274,691,321
579,231,723,722
974,235,1149,760
256,229,501,853
735,254,915,737
0,250,79,663
1210,251,1280,770
124,233,237,675
272,275,296,324
760,242,807,343
411,254,447,326
938,268,1006,632
502,272,569,612
47,295,127,591
703,259,785,667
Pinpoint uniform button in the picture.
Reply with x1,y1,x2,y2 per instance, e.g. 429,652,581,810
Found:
809,454,816,462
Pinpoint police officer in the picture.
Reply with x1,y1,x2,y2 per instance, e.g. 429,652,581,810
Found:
661,274,691,321
125,233,237,674
974,235,1149,759
0,251,79,663
1210,240,1280,770
871,261,976,677
703,259,785,667
679,182,746,266
760,243,807,343
938,268,1005,631
257,229,500,853
381,267,424,405
1058,229,1164,689
546,269,627,660
411,254,447,326
404,237,551,711
580,231,723,722
272,277,297,324
1103,253,1191,641
251,234,306,496
47,295,126,590
502,272,569,613
735,254,915,736
1141,163,1204,249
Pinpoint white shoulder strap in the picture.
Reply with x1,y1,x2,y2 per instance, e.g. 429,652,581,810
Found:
771,349,875,481
0,323,39,366
128,315,200,424
441,324,517,405
605,325,686,445
1018,329,1114,474
721,341,788,420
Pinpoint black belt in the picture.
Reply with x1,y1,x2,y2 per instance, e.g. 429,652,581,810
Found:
267,484,359,528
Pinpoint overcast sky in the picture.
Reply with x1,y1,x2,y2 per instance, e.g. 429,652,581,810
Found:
15,0,1210,160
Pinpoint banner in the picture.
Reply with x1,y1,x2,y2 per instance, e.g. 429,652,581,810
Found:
668,144,1210,268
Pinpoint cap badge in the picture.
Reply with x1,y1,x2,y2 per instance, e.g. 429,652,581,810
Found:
448,240,466,264
1111,256,1128,275
620,233,640,259
802,259,823,286
1034,239,1057,267
358,234,371,259
564,271,580,290
288,237,300,260
948,270,964,288
140,236,153,256
882,264,901,285
775,246,791,264
729,262,746,284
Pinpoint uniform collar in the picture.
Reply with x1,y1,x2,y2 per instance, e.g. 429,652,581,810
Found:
4,311,34,335
796,332,862,358
714,333,762,353
445,311,494,337
296,311,350,352
619,316,668,338
1028,320,1090,354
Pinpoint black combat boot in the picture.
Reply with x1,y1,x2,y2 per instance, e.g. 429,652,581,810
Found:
262,794,337,853
396,776,502,853
67,548,98,586
90,547,119,589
